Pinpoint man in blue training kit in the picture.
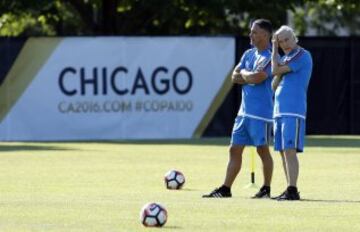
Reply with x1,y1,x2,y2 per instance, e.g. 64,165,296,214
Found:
203,19,274,198
271,25,313,200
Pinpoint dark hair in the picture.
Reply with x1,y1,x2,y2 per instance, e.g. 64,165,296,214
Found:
251,19,273,34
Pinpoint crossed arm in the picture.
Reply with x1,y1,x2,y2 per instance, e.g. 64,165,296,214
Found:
271,37,291,91
231,67,268,85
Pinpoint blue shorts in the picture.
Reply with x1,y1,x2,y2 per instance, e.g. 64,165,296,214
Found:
230,116,272,146
274,116,306,152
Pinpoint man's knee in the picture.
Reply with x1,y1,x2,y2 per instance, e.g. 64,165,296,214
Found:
256,145,271,156
229,145,244,157
284,149,297,157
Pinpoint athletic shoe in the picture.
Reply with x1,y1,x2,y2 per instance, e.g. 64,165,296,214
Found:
273,189,300,201
202,188,232,198
252,186,271,199
271,190,287,200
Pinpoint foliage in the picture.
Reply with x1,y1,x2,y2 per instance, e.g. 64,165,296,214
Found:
0,0,359,36
0,12,54,36
303,0,360,35
0,0,89,36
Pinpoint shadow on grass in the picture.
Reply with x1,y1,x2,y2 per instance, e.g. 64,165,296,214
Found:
301,198,360,203
87,136,360,148
305,136,360,148
179,188,197,191
162,226,183,230
70,137,230,146
0,144,75,152
2,136,360,148
107,136,360,148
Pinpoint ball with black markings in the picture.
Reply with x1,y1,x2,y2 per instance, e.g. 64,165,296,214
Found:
164,170,185,190
140,202,168,227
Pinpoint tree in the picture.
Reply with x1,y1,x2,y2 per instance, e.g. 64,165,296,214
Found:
292,0,360,35
0,0,359,36
0,0,91,36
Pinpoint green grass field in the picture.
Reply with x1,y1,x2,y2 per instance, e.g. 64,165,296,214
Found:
1,136,360,231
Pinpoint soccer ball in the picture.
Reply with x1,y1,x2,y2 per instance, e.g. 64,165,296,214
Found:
164,170,185,190
140,202,168,227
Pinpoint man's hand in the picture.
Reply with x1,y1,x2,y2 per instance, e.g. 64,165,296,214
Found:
272,75,283,91
272,34,278,50
232,69,246,84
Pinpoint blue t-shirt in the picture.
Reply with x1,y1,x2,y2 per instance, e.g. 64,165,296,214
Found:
274,47,313,119
237,47,273,121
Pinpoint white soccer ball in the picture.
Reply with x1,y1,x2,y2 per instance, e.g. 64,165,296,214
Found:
140,202,168,227
164,170,185,190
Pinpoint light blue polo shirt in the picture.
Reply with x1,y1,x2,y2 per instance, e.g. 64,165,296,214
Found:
236,46,273,122
274,47,313,119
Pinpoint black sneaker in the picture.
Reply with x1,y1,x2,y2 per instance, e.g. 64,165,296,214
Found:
252,186,271,199
202,188,232,198
271,190,287,200
273,189,300,201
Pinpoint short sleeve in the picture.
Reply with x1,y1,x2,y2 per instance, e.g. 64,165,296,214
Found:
255,56,271,77
236,49,250,70
288,52,312,73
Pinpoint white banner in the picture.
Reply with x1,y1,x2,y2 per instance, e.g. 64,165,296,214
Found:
0,37,235,141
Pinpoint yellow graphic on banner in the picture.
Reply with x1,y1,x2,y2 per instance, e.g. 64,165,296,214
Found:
193,70,233,138
0,38,62,122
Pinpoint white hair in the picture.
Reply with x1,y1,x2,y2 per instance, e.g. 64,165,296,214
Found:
275,25,299,43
